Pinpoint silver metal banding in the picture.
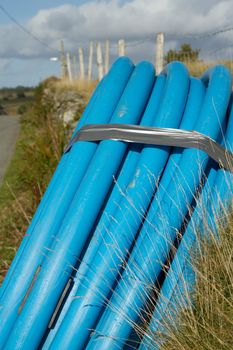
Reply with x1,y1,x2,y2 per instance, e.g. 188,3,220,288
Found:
64,124,233,172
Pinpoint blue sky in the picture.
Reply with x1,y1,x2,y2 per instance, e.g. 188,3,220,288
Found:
0,1,89,23
0,0,232,87
0,1,92,86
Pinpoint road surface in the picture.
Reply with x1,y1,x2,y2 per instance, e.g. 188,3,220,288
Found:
0,115,20,184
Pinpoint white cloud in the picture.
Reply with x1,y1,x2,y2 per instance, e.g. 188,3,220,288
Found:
0,0,233,85
0,58,11,71
28,0,232,42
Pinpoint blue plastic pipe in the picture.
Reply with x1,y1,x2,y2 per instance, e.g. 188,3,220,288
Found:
4,61,155,350
48,62,190,350
0,57,135,348
139,98,233,349
0,77,104,300
150,76,206,205
139,166,218,350
42,74,168,348
85,65,231,350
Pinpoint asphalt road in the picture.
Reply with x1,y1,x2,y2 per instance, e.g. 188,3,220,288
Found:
0,115,20,184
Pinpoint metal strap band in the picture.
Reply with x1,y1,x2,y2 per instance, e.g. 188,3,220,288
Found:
64,124,233,172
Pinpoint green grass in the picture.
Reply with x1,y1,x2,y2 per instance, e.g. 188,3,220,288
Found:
0,80,89,282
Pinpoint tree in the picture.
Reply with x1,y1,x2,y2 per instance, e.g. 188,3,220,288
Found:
165,43,200,64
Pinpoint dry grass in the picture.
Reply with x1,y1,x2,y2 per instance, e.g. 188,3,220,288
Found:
141,204,233,350
53,78,97,101
181,60,233,77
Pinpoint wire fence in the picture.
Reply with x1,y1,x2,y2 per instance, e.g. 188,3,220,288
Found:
61,27,233,81
1,1,233,83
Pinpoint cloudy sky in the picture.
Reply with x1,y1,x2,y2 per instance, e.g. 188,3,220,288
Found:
0,0,233,87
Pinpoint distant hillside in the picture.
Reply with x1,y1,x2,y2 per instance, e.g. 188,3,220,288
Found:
0,86,35,115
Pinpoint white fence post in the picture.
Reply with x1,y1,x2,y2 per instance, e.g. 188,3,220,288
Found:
96,42,104,81
88,41,93,81
66,52,73,82
60,40,68,79
78,47,85,80
118,39,125,57
73,54,77,80
155,32,164,74
105,40,110,75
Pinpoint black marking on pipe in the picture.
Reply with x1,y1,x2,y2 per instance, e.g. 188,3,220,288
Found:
18,265,41,314
48,277,73,329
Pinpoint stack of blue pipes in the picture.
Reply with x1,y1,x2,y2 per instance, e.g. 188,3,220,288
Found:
0,57,233,350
